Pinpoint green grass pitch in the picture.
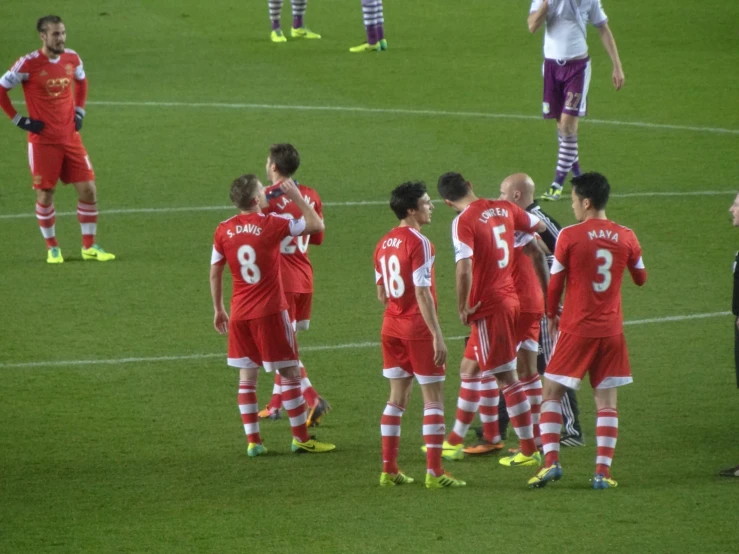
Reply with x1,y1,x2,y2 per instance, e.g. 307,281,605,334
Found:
1,0,738,552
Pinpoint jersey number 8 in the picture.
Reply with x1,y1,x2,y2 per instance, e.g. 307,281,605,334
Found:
237,245,261,284
379,254,405,299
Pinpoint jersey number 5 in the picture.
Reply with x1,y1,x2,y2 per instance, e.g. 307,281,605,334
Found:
492,225,509,269
379,254,405,299
237,245,261,284
593,248,613,292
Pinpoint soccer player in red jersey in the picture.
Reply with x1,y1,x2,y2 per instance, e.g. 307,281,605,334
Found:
436,172,547,468
373,181,465,489
210,174,335,456
257,144,331,427
0,15,114,263
528,172,646,489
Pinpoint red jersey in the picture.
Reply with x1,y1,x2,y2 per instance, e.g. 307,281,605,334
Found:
211,212,307,321
264,183,324,294
513,232,544,314
452,199,541,319
374,226,437,340
0,49,86,145
548,219,646,338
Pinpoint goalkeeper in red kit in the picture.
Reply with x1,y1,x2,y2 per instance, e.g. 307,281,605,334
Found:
0,15,114,263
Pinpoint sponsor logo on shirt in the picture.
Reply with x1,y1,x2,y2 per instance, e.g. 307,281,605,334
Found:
46,77,71,97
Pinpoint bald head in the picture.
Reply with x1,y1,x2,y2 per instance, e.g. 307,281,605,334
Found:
499,173,536,209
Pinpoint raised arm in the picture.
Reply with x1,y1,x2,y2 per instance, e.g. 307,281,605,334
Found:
281,179,324,235
528,0,549,33
597,23,624,90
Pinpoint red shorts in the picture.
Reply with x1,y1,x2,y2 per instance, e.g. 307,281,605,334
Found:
227,310,298,372
464,304,519,374
382,334,445,384
285,292,312,331
545,332,632,390
28,135,95,190
516,311,542,352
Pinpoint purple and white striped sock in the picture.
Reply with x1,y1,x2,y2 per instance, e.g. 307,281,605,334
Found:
291,0,307,29
362,0,382,45
553,133,578,188
269,0,284,30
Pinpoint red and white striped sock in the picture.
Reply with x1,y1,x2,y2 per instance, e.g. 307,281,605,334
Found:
267,373,282,411
299,363,319,408
36,202,58,248
77,200,97,249
423,401,445,476
520,374,544,448
447,375,481,446
380,402,404,474
281,376,310,442
479,376,501,444
540,399,563,467
502,381,537,456
596,408,618,477
238,380,261,444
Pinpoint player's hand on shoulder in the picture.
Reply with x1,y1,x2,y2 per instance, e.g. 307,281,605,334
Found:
214,309,229,335
280,178,300,200
12,114,44,134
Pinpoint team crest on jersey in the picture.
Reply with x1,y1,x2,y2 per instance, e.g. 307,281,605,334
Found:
40,70,47,77
543,102,550,115
46,77,71,97
65,64,74,76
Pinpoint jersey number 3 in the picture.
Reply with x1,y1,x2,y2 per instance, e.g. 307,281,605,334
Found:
593,248,613,292
379,254,405,299
237,245,261,284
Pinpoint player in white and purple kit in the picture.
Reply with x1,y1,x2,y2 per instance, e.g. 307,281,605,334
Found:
349,1,387,53
528,0,624,201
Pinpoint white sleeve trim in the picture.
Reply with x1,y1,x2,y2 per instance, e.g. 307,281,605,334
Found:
551,256,566,274
74,60,85,80
527,212,541,230
288,217,307,237
0,70,27,90
375,269,383,284
514,231,535,249
633,256,645,270
413,255,434,287
211,246,225,265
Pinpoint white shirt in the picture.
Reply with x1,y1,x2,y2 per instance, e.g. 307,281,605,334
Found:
530,0,608,61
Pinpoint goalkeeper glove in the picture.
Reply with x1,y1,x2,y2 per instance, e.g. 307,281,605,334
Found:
75,107,85,131
12,113,44,134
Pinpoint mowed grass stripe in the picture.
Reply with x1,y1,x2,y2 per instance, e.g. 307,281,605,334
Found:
0,190,734,221
80,100,739,135
0,310,730,369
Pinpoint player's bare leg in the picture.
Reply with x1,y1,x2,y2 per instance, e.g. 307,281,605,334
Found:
592,387,619,488
281,364,335,453
35,187,62,263
73,180,115,261
528,378,566,487
238,367,266,457
543,114,581,201
380,376,414,486
496,368,540,466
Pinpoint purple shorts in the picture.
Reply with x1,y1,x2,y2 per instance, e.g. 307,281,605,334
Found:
542,57,591,119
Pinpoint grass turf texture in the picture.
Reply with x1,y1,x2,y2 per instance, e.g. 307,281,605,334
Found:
1,0,738,552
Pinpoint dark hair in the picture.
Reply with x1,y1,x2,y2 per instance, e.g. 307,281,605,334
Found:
268,144,300,177
571,172,610,211
437,172,470,202
230,174,260,210
37,15,63,33
390,181,427,220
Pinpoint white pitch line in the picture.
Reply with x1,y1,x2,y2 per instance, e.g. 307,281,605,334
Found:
0,311,730,370
84,100,739,135
0,191,733,221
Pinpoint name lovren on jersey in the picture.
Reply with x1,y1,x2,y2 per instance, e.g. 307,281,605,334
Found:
478,207,509,223
588,229,620,242
226,224,262,238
